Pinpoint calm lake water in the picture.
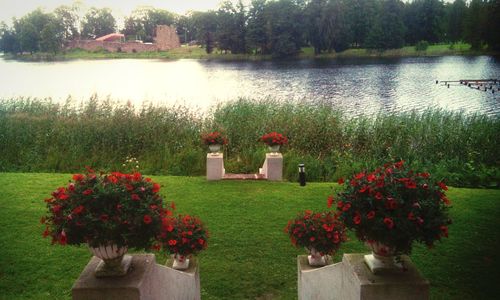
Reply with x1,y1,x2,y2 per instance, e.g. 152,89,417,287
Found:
0,55,499,116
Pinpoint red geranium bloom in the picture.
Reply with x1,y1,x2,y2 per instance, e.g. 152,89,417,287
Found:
82,189,93,196
100,214,109,222
72,205,85,215
437,181,448,191
383,217,394,229
143,215,152,224
337,178,345,185
131,194,140,201
168,239,177,246
72,174,84,181
366,211,375,219
152,183,161,193
353,215,361,225
327,195,334,208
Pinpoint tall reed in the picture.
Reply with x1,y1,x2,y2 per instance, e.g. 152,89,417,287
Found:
1,97,498,187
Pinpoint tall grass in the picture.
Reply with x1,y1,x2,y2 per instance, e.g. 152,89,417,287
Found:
1,97,498,187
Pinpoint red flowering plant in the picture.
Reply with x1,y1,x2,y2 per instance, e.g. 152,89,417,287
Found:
41,169,172,250
260,132,288,146
331,160,452,256
201,131,228,145
284,210,347,256
159,214,209,257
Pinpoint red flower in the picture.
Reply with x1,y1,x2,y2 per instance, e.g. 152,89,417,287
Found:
383,217,394,229
375,192,383,200
367,173,376,182
59,231,67,245
72,205,85,215
310,237,315,242
131,194,140,201
327,195,334,208
108,176,118,184
355,172,365,180
100,214,109,222
337,178,345,185
152,183,161,193
58,193,69,200
337,200,344,209
394,160,405,169
72,174,84,181
82,189,93,196
366,211,375,219
405,180,417,189
437,181,448,191
168,239,177,246
143,215,152,224
407,212,415,220
353,215,361,225
342,203,351,211
42,227,50,238
440,225,449,238
198,238,205,245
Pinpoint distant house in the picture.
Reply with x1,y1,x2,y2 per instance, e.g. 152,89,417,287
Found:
67,26,180,53
95,33,125,42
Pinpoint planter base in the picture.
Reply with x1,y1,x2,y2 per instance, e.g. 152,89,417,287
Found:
94,254,132,277
172,257,190,270
364,253,402,274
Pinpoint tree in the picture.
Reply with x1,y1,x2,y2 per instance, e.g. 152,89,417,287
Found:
404,0,445,44
123,7,176,42
324,0,351,53
445,0,467,43
265,0,305,57
192,11,218,53
347,0,377,48
305,0,329,54
54,5,80,43
366,0,405,49
81,7,116,39
484,0,500,50
0,22,20,54
247,0,269,54
464,0,488,50
40,19,64,54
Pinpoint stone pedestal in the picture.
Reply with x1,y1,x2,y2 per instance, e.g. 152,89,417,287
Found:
341,254,429,300
206,153,225,181
297,254,429,300
155,257,201,300
72,254,157,300
259,153,283,181
297,255,342,300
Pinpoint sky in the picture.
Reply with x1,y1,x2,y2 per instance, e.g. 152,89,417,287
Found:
0,0,247,25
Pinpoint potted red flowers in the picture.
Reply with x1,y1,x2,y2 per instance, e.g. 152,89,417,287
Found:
332,160,452,273
41,169,170,277
260,132,288,153
201,131,228,153
160,214,209,270
285,210,346,266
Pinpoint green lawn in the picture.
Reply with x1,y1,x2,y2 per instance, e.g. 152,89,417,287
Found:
0,173,499,299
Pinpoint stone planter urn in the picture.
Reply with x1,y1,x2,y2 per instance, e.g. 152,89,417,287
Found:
208,144,222,153
307,247,327,267
364,241,402,274
268,145,280,153
172,254,190,270
89,244,132,277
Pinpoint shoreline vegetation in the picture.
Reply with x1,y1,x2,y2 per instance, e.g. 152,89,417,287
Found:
1,97,498,188
3,43,497,62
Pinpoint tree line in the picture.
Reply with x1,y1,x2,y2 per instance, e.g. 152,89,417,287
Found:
1,0,498,57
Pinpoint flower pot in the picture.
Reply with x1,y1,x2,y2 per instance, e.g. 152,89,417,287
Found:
89,244,132,277
364,241,402,274
307,247,327,267
268,145,280,153
172,253,190,270
209,144,222,153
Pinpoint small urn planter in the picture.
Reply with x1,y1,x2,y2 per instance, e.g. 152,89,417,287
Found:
172,254,190,270
364,241,402,274
307,247,327,267
208,144,222,153
285,210,346,267
90,244,132,277
268,145,281,153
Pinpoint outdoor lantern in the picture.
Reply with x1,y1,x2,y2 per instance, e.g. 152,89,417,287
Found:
298,163,306,186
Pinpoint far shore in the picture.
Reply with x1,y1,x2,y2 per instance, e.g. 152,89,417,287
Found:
3,43,498,62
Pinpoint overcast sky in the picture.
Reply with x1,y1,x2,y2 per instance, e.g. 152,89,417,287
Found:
0,0,249,25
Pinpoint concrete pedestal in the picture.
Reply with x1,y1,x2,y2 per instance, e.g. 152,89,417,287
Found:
297,254,430,300
72,254,157,300
206,153,225,180
155,258,201,300
259,153,283,181
298,255,342,300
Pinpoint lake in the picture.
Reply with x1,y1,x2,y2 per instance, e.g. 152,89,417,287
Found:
0,55,498,116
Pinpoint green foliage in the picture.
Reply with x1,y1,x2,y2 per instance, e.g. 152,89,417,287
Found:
80,7,116,39
0,98,498,188
1,174,500,299
122,7,176,42
415,40,429,51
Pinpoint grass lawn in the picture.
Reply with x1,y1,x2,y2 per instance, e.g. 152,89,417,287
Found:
0,173,499,299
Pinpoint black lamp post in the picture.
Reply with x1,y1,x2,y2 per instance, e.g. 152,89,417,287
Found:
298,163,306,186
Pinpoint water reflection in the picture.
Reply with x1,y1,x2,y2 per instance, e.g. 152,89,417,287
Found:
0,56,498,116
